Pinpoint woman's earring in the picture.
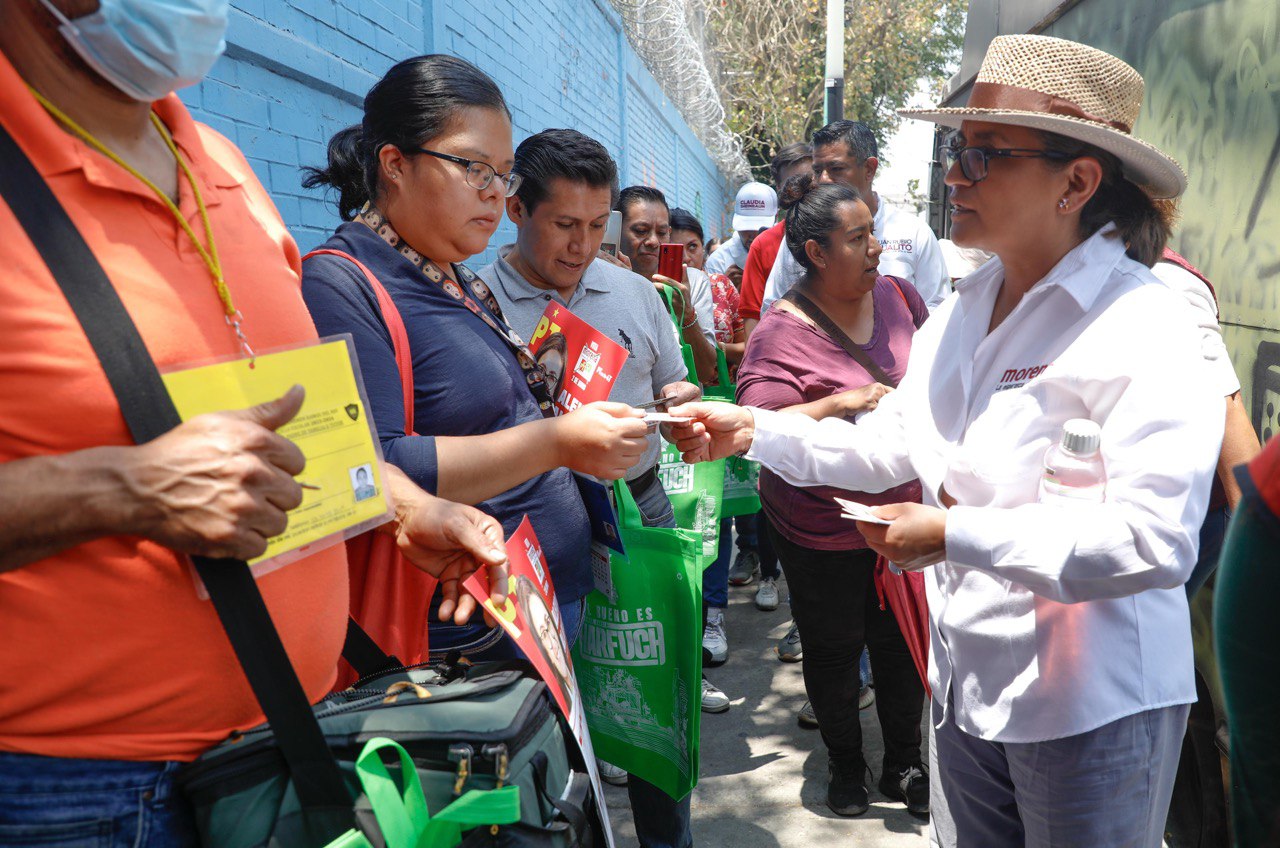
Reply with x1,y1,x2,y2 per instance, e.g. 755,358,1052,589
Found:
1058,198,1068,210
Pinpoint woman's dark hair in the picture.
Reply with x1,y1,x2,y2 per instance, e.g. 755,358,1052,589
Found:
668,207,704,242
514,129,618,213
615,185,667,215
1037,131,1171,266
782,173,862,274
302,54,509,221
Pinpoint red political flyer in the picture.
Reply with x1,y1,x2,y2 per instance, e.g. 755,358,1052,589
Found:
527,302,629,415
464,517,616,846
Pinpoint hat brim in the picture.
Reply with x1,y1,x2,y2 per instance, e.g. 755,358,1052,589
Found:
899,106,1186,199
732,213,776,231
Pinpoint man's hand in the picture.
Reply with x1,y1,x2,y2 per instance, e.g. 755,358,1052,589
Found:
553,402,649,480
382,465,509,625
597,250,632,271
664,401,755,463
121,386,308,561
856,503,947,571
725,264,744,288
652,265,696,326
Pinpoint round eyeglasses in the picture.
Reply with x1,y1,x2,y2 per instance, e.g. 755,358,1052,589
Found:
943,145,1071,183
416,147,524,196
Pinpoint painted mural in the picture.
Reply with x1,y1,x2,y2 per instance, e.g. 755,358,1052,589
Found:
1043,0,1280,440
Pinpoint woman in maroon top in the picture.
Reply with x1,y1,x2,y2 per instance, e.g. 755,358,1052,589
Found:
736,176,929,819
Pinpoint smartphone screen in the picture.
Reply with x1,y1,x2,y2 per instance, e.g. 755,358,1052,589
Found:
658,243,685,281
601,210,623,257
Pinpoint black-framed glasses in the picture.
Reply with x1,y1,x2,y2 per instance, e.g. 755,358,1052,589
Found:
943,145,1071,183
416,147,523,196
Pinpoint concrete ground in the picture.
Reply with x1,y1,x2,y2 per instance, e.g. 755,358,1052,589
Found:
600,570,930,847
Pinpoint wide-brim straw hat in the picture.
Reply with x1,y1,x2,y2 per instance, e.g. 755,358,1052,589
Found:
900,35,1186,199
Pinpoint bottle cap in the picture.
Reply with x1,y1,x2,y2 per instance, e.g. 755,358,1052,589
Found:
1061,418,1101,455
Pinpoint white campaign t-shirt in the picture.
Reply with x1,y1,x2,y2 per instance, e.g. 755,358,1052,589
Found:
704,232,750,277
761,193,949,314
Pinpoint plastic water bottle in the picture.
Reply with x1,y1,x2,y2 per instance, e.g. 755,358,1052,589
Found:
1039,419,1106,504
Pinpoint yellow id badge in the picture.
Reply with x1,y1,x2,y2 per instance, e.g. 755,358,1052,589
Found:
161,336,389,592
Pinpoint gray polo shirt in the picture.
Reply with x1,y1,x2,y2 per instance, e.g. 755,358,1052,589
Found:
478,253,690,480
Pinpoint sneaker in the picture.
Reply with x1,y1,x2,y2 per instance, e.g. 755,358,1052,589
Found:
827,760,869,817
858,684,875,710
702,607,728,666
728,549,760,585
700,675,730,713
797,699,818,728
879,763,929,816
776,621,802,662
754,577,779,610
597,758,628,786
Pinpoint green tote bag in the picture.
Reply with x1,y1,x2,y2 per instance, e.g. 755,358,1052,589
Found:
704,349,761,518
571,479,704,800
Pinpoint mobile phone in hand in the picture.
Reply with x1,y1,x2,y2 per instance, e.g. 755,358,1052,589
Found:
601,210,623,257
657,243,684,281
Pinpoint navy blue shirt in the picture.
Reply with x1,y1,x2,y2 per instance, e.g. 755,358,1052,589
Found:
301,221,593,603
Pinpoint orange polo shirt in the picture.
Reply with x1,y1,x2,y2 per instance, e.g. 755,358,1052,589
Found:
0,52,347,761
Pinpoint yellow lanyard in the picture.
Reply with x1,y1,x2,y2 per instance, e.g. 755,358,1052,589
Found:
30,88,255,362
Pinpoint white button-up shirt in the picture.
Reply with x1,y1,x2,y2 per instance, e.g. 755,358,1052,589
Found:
747,225,1223,743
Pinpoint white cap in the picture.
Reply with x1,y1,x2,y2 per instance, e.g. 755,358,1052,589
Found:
1061,419,1102,455
731,181,778,231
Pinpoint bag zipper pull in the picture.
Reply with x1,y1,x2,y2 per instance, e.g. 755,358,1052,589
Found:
482,743,510,788
449,743,474,795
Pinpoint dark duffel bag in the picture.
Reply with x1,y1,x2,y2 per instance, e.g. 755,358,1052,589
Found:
179,659,601,848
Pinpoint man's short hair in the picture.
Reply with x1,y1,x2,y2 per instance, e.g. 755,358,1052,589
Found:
513,129,618,213
615,185,667,215
811,120,878,163
770,141,812,186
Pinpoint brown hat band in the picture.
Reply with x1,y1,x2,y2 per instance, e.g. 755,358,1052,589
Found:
967,81,1132,134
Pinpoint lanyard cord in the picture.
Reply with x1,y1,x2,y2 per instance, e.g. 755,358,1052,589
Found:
29,88,255,361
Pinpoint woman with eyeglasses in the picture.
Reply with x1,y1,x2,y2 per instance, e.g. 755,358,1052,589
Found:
666,36,1223,846
301,55,648,668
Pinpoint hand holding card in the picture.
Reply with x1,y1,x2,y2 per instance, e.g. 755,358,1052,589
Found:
834,497,895,525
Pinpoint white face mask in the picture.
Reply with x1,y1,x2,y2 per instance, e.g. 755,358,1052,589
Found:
40,0,229,102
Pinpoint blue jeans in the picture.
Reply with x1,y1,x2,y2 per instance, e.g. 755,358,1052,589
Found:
0,751,196,848
624,472,695,848
1187,505,1229,598
703,517,733,608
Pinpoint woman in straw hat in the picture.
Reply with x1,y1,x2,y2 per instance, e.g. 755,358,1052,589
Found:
665,35,1223,845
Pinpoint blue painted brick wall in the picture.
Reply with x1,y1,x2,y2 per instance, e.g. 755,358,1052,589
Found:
180,0,733,260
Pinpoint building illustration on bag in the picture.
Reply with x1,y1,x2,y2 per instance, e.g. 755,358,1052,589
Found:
581,668,692,779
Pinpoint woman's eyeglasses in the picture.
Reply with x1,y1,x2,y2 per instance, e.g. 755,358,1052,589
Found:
416,147,524,196
943,144,1071,183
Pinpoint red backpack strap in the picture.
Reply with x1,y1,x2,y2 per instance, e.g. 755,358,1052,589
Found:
303,248,414,436
885,275,925,329
1161,248,1217,306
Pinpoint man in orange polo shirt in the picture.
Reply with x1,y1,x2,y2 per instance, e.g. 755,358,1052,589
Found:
0,3,506,844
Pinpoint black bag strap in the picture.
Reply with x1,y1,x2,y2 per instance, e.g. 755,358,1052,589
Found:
0,122,352,828
343,616,402,678
783,288,898,388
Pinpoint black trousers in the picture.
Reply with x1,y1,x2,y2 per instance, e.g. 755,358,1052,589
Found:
769,526,924,773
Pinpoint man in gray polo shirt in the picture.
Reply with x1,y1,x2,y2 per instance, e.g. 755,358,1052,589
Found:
477,128,706,848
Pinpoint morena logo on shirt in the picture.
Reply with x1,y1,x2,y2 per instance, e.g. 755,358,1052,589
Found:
995,363,1052,392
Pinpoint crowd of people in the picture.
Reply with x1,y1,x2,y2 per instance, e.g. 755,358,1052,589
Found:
0,2,1274,847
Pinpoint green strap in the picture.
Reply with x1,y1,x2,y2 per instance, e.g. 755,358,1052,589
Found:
422,788,522,847
355,737,432,848
657,285,698,384
331,737,522,848
613,478,644,530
